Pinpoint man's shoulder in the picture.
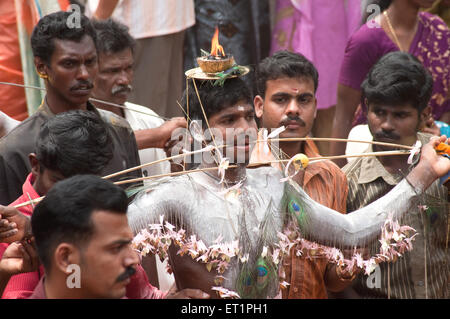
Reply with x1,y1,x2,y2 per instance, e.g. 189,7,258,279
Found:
124,102,160,117
0,112,45,157
97,108,133,130
124,101,165,129
313,158,346,177
342,157,363,180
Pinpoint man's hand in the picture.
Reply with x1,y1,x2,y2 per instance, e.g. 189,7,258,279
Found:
164,127,192,173
165,287,210,299
407,135,450,191
0,206,31,244
0,240,39,276
155,117,187,149
134,117,187,150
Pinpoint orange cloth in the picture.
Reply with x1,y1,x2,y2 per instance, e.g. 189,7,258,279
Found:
251,132,348,298
0,1,27,120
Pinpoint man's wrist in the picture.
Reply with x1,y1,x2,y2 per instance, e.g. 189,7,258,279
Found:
406,161,437,194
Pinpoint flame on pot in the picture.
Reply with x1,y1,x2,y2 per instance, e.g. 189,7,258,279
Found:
210,26,225,57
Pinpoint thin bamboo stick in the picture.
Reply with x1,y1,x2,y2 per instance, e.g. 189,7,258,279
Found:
8,149,421,208
271,137,413,150
110,150,410,186
0,81,170,121
102,137,413,180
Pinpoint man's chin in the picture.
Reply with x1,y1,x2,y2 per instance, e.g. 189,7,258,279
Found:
67,94,91,108
279,130,307,139
109,281,129,299
111,95,128,105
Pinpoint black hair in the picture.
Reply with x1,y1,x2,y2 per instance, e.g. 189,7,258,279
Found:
255,50,319,97
361,51,433,112
182,78,252,127
91,18,136,55
32,175,128,272
35,110,114,177
31,11,97,65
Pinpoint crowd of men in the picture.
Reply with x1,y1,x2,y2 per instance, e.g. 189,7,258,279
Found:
0,9,448,300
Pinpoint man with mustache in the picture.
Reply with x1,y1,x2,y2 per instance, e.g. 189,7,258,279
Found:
91,18,186,179
341,51,449,299
127,72,450,299
251,51,352,298
0,11,142,206
29,175,210,299
0,111,206,299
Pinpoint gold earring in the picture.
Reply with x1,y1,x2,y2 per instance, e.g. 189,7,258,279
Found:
37,72,48,79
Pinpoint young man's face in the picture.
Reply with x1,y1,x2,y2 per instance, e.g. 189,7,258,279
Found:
207,101,258,164
36,35,98,108
254,77,317,139
93,48,134,106
77,210,139,299
367,102,426,150
30,154,65,196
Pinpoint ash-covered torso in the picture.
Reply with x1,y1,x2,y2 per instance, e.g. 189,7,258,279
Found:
127,166,285,298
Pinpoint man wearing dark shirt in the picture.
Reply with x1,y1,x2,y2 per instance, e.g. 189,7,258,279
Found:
0,11,141,205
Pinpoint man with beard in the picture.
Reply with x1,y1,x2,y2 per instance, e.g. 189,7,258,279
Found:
91,18,186,178
342,52,449,299
0,11,142,206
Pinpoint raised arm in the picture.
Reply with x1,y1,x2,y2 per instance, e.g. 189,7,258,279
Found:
291,136,450,247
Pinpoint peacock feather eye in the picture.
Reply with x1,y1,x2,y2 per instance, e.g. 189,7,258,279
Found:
289,199,305,226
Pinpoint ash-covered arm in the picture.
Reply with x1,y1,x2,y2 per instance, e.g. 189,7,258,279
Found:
292,135,450,247
289,178,419,248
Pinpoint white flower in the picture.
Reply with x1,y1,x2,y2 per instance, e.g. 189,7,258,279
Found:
263,126,285,154
261,246,268,258
218,157,230,184
407,140,422,164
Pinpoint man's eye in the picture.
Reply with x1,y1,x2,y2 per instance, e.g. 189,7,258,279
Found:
85,59,96,66
274,97,286,103
63,61,74,67
246,114,255,121
298,97,310,104
111,245,123,253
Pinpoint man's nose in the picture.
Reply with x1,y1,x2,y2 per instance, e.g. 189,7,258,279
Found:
380,114,395,132
117,70,130,85
285,98,300,116
77,64,89,81
124,248,140,268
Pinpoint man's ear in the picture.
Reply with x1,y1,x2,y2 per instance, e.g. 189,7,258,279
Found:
254,95,264,118
419,106,432,127
313,97,318,119
29,153,40,177
53,243,81,275
34,57,49,79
